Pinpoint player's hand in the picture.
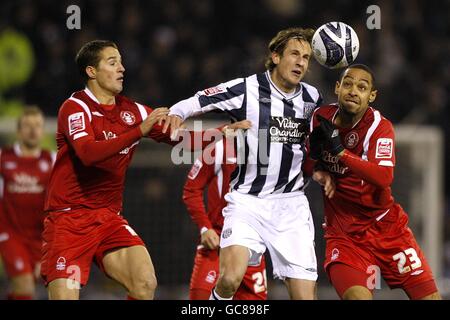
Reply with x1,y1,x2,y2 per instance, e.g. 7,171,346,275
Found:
162,114,183,137
222,120,252,137
309,126,324,160
313,170,335,198
317,115,344,156
201,229,220,250
140,107,169,136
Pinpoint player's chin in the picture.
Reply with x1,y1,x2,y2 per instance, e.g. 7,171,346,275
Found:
113,84,123,94
340,102,360,114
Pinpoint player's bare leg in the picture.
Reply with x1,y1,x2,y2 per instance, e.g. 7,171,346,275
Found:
214,245,249,299
342,285,373,300
102,245,157,300
284,278,317,300
48,278,80,300
9,274,35,299
420,292,441,300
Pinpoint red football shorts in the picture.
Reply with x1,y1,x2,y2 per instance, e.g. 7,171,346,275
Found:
324,208,437,299
41,207,145,286
190,247,267,300
0,228,42,278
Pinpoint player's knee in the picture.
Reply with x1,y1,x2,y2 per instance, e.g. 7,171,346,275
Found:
342,286,372,300
11,274,35,296
217,273,241,294
129,273,157,300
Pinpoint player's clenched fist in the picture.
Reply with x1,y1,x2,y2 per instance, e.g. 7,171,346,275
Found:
139,107,169,136
201,229,220,250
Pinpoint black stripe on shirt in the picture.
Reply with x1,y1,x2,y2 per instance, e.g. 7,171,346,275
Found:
248,73,271,195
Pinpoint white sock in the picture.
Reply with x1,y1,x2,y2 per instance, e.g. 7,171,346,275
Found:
209,288,233,300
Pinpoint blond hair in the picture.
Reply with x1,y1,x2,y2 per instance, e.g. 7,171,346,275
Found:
265,27,315,71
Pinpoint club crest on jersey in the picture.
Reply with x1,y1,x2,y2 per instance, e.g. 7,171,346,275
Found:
344,131,359,149
331,248,339,261
205,270,217,284
303,102,316,119
375,138,393,158
56,257,66,271
120,111,136,125
68,112,85,136
203,86,225,96
222,228,232,239
39,160,50,172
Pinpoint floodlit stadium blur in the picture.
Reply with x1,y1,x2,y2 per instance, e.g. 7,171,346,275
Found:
0,0,448,299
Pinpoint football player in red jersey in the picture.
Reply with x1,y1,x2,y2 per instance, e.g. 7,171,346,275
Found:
310,64,441,300
41,40,245,300
183,134,268,300
0,107,54,299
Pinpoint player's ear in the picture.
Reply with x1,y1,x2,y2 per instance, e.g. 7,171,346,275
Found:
85,66,96,80
271,52,280,66
334,81,341,95
369,89,377,103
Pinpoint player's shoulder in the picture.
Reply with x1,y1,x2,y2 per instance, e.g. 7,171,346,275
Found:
40,149,55,161
59,90,92,116
300,81,321,100
365,107,394,131
313,103,339,119
0,145,14,158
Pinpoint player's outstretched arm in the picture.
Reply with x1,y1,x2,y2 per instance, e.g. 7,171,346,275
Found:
316,115,394,188
61,101,147,166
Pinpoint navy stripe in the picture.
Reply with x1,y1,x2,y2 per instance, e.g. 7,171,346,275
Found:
248,73,271,195
231,84,248,190
283,143,307,193
302,86,315,103
226,79,247,121
198,82,246,108
273,99,295,192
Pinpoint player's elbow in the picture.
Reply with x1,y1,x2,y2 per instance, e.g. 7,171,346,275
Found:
373,169,393,188
78,155,96,167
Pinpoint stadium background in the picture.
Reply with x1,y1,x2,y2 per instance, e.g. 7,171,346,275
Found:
0,0,448,299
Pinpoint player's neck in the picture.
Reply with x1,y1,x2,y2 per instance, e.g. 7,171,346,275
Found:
17,142,40,157
269,70,296,94
336,110,364,128
86,82,116,105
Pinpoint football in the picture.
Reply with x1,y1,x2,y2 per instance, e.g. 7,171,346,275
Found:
311,22,359,69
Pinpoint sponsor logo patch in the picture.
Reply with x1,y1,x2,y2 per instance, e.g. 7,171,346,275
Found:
188,159,203,179
344,131,359,149
120,111,136,125
68,112,85,136
375,138,393,158
204,86,225,96
269,116,308,144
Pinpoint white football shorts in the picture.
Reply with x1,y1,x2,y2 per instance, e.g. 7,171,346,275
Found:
220,190,317,281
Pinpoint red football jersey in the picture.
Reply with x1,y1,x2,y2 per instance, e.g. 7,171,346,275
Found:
44,88,186,213
311,104,405,234
0,144,53,239
183,138,237,235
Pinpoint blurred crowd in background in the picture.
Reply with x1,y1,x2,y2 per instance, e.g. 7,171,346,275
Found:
0,0,449,295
